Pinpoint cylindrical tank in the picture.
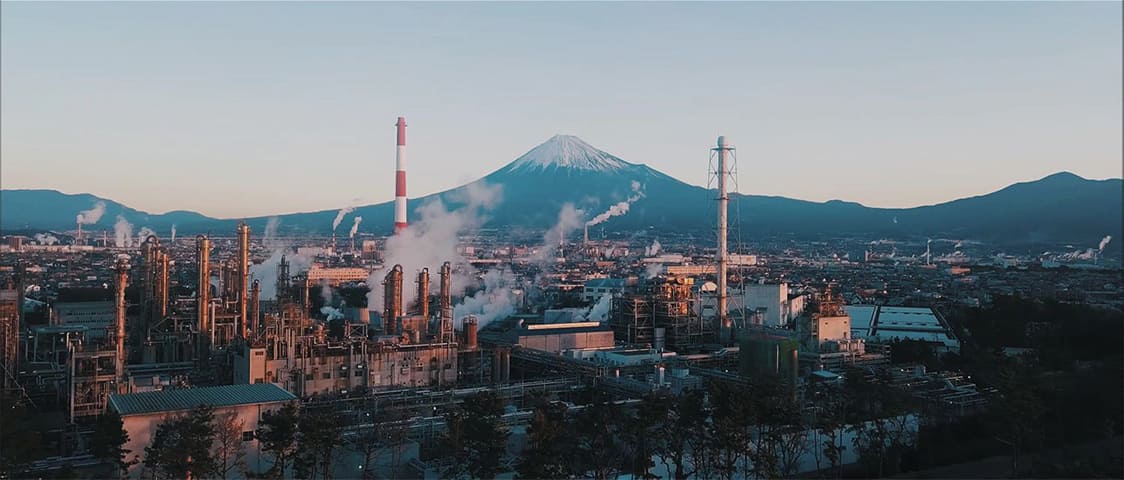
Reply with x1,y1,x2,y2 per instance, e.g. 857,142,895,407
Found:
654,327,666,352
464,316,478,350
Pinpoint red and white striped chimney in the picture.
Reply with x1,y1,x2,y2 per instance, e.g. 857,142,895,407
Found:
394,116,408,234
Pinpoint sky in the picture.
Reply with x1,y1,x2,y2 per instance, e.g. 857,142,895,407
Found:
1,2,1120,218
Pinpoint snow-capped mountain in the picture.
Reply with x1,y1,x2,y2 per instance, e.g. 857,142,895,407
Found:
500,135,635,173
3,135,1120,245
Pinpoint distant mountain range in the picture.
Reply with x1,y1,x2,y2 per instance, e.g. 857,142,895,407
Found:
2,135,1120,246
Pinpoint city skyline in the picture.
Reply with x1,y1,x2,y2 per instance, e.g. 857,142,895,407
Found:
2,2,1121,218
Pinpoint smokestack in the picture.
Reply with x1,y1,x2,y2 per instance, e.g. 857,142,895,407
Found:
464,316,478,350
237,222,250,338
196,236,210,336
76,221,82,245
383,265,403,335
114,257,129,393
159,250,169,318
440,262,452,321
416,268,430,319
250,280,260,335
712,136,734,339
394,117,408,234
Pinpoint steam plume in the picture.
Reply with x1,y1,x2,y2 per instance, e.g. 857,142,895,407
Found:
1099,235,1112,252
34,233,59,245
76,201,107,225
114,216,133,248
645,239,662,257
170,225,177,242
349,216,362,238
332,207,354,232
585,182,645,227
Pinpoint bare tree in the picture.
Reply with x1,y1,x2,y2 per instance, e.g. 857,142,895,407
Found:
212,412,247,479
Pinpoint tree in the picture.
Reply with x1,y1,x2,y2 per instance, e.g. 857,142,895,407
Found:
294,408,345,480
516,400,573,479
651,390,707,480
441,391,510,479
211,411,247,479
572,400,627,480
257,403,299,479
143,405,218,480
91,410,136,477
0,394,48,478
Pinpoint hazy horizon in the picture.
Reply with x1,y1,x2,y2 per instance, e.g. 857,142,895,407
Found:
2,2,1120,218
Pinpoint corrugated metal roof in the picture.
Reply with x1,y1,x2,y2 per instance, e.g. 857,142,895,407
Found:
109,383,297,416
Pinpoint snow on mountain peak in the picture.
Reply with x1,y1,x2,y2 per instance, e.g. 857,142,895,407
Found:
504,135,634,173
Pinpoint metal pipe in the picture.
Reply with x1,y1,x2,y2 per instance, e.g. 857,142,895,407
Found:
416,268,430,319
250,279,260,337
196,235,210,334
237,222,250,338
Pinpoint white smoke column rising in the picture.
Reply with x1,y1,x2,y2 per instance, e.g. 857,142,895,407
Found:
350,216,362,238
645,263,664,279
368,182,503,314
114,216,133,247
1099,235,1112,252
645,239,662,257
170,225,177,242
76,201,107,225
262,217,281,249
585,182,645,227
535,203,583,264
320,283,333,305
34,233,59,245
332,207,355,232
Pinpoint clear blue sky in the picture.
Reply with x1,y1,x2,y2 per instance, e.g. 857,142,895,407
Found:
2,2,1120,218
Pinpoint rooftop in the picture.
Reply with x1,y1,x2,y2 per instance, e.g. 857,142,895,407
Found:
109,383,296,416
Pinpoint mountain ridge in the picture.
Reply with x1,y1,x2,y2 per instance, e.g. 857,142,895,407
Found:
2,136,1120,245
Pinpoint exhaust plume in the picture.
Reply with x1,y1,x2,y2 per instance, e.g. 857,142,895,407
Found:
136,227,157,244
585,182,645,227
349,216,362,238
332,207,354,232
1099,235,1112,252
34,233,59,245
262,217,282,249
170,225,177,242
367,182,503,314
76,201,107,225
114,216,133,248
535,203,583,264
645,239,662,257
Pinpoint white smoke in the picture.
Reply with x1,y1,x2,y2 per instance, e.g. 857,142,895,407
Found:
367,182,503,315
332,207,354,232
249,249,314,300
585,182,644,227
114,216,133,248
34,233,59,245
645,239,662,257
645,263,664,279
170,225,177,242
1099,235,1112,252
535,203,583,264
262,217,282,249
581,293,613,322
76,201,107,225
453,267,519,329
320,283,333,305
349,216,362,238
320,306,345,321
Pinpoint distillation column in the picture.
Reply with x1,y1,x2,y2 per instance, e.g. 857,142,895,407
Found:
196,236,211,335
416,268,430,319
237,222,250,338
383,265,403,335
440,262,454,342
114,258,129,393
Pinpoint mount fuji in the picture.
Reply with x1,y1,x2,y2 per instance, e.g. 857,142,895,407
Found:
2,135,1121,245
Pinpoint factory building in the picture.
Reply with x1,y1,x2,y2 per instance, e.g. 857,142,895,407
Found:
109,383,297,478
846,304,960,353
506,321,614,355
740,282,806,327
581,278,626,302
52,301,115,339
799,288,890,373
305,266,369,287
